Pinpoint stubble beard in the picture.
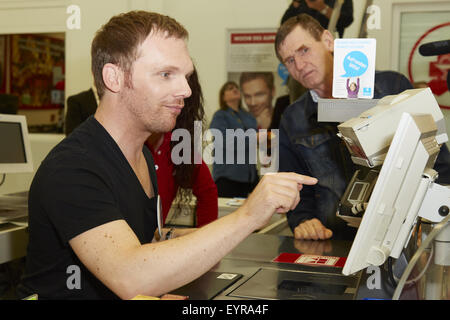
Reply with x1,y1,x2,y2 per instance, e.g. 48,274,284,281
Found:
119,87,176,134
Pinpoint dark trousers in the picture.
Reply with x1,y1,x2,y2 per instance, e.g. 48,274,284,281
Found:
215,177,259,198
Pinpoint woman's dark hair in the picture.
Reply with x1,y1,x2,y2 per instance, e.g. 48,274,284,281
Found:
218,81,241,110
170,68,206,214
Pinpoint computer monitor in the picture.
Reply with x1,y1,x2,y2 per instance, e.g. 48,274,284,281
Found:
0,113,33,174
342,112,440,276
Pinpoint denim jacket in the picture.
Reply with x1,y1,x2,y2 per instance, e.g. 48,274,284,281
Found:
209,107,259,184
279,70,450,239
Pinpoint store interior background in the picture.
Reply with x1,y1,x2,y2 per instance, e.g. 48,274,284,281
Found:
0,0,449,195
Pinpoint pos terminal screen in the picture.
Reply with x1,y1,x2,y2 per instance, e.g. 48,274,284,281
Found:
0,121,26,163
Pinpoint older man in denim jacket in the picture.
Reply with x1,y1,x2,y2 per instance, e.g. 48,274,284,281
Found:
275,14,450,241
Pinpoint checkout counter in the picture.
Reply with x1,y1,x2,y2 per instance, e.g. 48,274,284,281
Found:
2,92,446,301
163,197,421,300
0,192,28,266
0,193,408,300
197,233,360,300
159,197,360,300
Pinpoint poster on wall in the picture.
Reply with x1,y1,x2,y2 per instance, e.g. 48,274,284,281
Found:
226,28,289,131
9,34,65,132
10,34,65,109
226,28,290,175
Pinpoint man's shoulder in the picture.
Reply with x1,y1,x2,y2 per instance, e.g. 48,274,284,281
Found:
45,120,105,167
31,140,89,196
41,135,93,172
34,130,115,199
375,70,408,81
280,93,311,128
374,70,412,88
374,70,413,97
283,93,310,116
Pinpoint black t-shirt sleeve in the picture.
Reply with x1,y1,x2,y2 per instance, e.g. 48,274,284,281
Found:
40,162,124,244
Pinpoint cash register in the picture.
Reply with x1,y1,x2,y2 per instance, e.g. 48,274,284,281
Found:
336,88,449,299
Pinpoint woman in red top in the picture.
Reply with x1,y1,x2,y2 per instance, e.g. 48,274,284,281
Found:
146,69,218,227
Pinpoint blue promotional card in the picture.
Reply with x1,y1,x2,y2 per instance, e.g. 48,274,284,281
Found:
332,39,376,99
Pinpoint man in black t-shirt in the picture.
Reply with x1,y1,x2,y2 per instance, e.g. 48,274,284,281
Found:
18,11,318,300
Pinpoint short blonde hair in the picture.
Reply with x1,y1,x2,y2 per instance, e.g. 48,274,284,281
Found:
275,13,324,62
91,11,188,99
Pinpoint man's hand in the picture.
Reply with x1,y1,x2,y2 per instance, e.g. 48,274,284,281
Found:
294,218,333,240
240,172,318,230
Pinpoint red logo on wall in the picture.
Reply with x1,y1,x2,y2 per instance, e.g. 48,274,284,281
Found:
408,22,450,109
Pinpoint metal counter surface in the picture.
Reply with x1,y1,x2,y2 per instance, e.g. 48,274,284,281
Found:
206,233,361,300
